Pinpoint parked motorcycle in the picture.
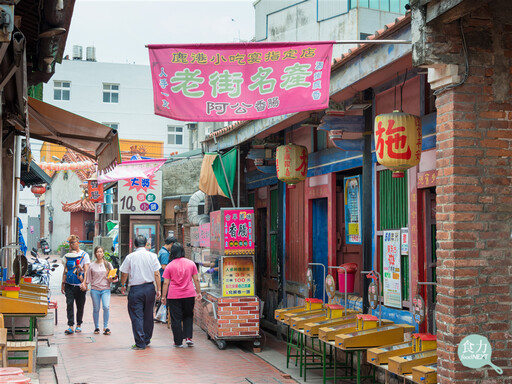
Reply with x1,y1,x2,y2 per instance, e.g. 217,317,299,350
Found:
27,248,59,287
40,238,51,256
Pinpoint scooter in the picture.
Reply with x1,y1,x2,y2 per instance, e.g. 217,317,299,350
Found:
40,238,51,256
27,248,59,287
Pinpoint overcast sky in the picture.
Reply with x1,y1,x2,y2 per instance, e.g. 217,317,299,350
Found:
63,0,256,65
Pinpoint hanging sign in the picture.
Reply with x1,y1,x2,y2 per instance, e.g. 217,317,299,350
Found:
190,227,200,247
148,42,333,122
344,175,362,244
199,223,210,247
401,227,409,256
88,180,104,203
222,256,255,297
383,230,402,308
118,171,162,214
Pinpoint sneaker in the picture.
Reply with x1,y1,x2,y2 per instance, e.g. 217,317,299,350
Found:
185,338,194,346
131,344,145,350
75,327,82,333
174,344,184,348
64,328,73,335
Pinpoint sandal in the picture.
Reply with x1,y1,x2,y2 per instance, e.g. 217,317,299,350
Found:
103,328,111,335
64,327,74,335
94,328,100,334
75,327,82,333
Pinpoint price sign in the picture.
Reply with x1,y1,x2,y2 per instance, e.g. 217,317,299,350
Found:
222,257,255,297
118,171,162,214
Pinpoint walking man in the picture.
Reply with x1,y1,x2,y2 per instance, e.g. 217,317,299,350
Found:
119,235,161,350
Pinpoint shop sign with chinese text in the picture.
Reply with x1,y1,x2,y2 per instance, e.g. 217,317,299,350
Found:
344,175,361,244
383,230,402,308
118,171,162,214
199,223,210,247
222,256,255,297
190,227,200,247
210,208,254,255
88,180,104,203
148,42,333,122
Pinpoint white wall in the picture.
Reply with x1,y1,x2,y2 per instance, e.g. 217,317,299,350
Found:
43,171,83,251
42,59,190,158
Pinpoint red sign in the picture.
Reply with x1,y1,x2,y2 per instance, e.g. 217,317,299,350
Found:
88,180,104,203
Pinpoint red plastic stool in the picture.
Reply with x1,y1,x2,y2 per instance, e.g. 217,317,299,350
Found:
48,301,58,325
0,368,23,376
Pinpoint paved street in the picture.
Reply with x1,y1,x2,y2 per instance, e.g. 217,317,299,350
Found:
45,264,301,384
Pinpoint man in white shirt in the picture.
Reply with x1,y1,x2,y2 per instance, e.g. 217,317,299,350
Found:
119,235,161,350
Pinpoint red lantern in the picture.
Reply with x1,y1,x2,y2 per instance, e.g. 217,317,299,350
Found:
31,185,46,197
276,144,308,185
374,111,422,178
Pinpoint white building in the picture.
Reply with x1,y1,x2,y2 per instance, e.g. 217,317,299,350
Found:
42,47,190,158
254,0,407,59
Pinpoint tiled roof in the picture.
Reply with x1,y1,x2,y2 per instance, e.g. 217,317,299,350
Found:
61,198,95,213
204,13,411,141
62,150,96,182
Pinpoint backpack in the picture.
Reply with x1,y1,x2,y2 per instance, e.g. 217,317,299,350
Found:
65,252,85,285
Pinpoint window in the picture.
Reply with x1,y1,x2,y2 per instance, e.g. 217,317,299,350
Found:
167,126,183,145
103,122,119,130
103,83,119,103
54,81,70,100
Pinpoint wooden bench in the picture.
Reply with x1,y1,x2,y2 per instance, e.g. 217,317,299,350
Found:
6,341,36,373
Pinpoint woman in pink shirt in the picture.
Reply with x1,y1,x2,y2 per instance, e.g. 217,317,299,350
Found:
86,246,117,335
161,243,202,347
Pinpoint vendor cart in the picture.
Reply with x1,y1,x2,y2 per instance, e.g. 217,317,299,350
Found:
195,208,261,350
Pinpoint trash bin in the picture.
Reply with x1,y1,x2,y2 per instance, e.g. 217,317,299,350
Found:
338,263,358,293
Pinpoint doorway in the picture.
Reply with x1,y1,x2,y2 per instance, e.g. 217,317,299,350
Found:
424,188,437,334
312,198,328,300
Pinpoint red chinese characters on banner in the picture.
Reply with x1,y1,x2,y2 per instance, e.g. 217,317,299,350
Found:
374,111,422,178
88,180,104,203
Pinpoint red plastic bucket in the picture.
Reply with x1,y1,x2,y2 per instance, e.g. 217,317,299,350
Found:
338,263,358,293
0,376,31,383
0,368,23,377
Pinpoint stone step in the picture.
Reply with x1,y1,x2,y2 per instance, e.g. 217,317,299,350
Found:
37,344,58,365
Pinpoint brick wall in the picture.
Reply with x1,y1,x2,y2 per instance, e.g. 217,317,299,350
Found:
195,292,260,339
429,3,512,382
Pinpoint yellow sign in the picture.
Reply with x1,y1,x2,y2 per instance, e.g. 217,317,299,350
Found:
222,257,255,297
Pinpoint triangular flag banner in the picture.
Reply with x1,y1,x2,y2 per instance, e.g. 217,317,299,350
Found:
212,148,237,199
199,153,226,197
96,158,166,184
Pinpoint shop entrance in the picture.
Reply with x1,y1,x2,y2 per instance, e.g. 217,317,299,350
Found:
312,198,328,300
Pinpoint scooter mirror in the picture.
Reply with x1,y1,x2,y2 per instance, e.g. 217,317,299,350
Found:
32,247,38,253
30,250,38,257
52,264,60,268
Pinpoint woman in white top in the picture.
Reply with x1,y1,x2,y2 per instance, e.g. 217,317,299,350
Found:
86,246,117,335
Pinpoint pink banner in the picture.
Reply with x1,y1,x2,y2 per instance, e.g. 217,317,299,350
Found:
97,158,166,184
148,42,333,122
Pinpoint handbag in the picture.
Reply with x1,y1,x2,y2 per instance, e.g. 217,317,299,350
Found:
155,304,167,323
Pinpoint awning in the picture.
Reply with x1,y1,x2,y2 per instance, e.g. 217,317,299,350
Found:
20,160,52,187
12,97,121,173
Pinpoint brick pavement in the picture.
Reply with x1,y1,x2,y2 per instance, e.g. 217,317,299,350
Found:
48,281,299,384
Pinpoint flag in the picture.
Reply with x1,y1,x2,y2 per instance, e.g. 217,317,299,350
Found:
148,42,334,122
199,148,237,198
97,158,166,184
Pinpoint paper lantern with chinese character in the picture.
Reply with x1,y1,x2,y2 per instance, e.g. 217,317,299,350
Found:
88,180,104,203
31,185,46,197
374,111,422,178
276,144,308,184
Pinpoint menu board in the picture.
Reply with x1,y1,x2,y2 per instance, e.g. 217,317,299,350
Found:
199,223,210,247
118,171,162,214
222,256,255,297
383,230,402,308
190,227,200,247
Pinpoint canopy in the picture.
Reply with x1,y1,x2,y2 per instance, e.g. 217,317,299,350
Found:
16,97,121,173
